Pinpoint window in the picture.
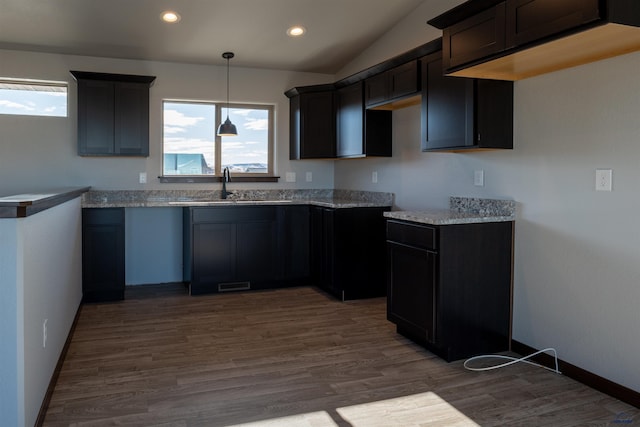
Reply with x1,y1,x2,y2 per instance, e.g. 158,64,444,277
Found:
162,100,275,181
0,78,67,117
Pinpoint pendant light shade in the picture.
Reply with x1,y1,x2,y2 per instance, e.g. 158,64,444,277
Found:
217,51,238,136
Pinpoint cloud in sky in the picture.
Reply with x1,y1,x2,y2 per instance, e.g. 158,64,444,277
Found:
0,99,35,111
244,118,268,131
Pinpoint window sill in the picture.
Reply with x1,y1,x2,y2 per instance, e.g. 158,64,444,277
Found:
158,176,280,184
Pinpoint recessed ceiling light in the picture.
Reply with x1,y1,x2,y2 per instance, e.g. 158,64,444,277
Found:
287,26,306,37
161,11,181,23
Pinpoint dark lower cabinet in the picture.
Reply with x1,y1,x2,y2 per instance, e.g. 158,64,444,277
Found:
311,206,390,300
184,205,309,295
82,208,125,302
387,219,514,362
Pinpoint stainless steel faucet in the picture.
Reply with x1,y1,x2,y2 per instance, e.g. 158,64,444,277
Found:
221,167,231,199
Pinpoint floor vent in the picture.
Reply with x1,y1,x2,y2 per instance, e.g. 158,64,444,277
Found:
218,281,251,292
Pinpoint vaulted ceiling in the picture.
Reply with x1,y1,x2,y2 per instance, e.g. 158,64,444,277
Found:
0,0,431,74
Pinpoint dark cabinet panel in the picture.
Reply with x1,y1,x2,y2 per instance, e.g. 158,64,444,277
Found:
443,2,507,70
82,208,125,302
288,87,336,159
505,0,600,47
336,82,392,158
421,52,513,151
72,71,154,157
185,205,310,295
365,61,420,108
387,241,436,342
114,82,150,156
77,79,115,155
386,219,514,362
192,222,236,293
311,206,389,300
280,205,310,280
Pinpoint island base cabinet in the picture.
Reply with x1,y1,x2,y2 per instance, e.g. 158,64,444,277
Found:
387,219,513,362
82,208,125,303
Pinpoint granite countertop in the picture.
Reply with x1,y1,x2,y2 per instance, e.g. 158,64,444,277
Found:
81,189,394,209
0,187,91,218
384,197,516,225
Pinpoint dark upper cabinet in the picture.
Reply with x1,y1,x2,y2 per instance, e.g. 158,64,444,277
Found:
421,52,513,151
429,0,639,80
365,61,420,108
286,85,336,159
71,71,155,157
505,0,600,48
336,82,392,158
442,2,507,71
82,208,125,303
386,219,514,362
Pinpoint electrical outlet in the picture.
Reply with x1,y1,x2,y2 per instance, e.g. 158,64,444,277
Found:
43,319,48,348
595,169,612,191
474,170,484,187
286,172,296,182
306,172,312,182
139,172,147,184
372,171,378,184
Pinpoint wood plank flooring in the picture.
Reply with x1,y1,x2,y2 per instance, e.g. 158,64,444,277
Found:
43,285,638,426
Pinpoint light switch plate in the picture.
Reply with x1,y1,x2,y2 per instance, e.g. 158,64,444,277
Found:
595,169,612,191
306,172,312,182
372,171,378,184
286,172,296,182
474,170,484,187
139,172,147,184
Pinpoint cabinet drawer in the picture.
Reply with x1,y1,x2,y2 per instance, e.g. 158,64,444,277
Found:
386,220,436,251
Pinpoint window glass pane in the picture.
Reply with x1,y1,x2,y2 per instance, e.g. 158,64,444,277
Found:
163,102,215,175
221,107,269,173
0,80,67,117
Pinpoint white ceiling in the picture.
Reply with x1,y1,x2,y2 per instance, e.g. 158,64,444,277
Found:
0,0,428,74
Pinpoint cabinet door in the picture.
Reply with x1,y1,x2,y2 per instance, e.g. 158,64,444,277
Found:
77,80,114,155
336,82,364,158
388,61,419,100
191,222,236,295
443,2,506,70
82,208,124,302
281,206,310,280
236,219,278,281
422,54,474,150
364,72,388,107
506,0,600,47
387,241,436,343
114,82,150,156
476,79,514,149
300,91,336,158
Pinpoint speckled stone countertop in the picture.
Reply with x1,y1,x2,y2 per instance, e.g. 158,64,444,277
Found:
82,189,393,209
384,197,515,225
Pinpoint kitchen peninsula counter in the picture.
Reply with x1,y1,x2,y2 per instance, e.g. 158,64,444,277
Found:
0,187,91,218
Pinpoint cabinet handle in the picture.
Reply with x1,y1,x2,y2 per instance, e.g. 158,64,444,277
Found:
477,133,481,142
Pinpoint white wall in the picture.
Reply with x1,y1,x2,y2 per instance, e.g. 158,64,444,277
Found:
0,197,83,427
0,49,336,196
335,0,640,392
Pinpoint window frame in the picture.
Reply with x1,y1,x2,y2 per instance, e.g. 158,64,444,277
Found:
160,100,278,183
0,77,68,117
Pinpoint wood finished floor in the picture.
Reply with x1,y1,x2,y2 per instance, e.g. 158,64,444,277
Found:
44,285,638,427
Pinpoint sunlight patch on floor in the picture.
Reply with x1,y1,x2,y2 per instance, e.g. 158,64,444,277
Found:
226,392,479,427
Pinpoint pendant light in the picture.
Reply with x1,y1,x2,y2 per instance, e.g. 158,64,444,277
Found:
217,51,238,136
